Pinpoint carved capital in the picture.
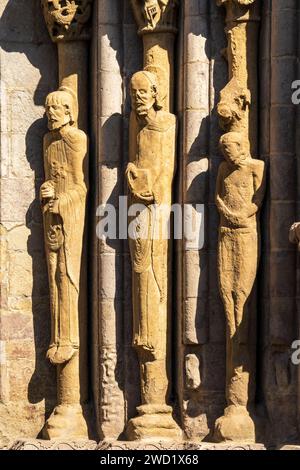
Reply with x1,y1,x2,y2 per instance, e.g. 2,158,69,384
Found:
41,0,93,42
216,0,259,23
130,0,178,35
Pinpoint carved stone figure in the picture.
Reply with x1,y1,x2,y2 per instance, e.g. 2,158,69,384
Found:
40,88,88,439
131,0,178,34
41,0,93,41
217,77,251,135
125,70,180,440
215,131,265,441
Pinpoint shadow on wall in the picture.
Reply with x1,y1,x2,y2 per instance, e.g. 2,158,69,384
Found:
179,0,230,440
0,0,58,431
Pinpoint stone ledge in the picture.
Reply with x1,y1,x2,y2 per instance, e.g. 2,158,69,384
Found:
97,441,266,451
5,439,300,451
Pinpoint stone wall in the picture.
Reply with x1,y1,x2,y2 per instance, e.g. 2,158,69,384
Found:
260,0,299,444
0,0,57,445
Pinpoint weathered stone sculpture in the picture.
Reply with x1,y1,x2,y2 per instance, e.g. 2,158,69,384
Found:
41,0,93,42
216,0,260,153
131,0,178,34
215,132,265,441
40,88,88,439
125,70,180,440
214,0,263,442
127,0,179,441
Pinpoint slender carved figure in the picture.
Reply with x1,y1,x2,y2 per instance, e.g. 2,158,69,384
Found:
215,131,265,441
41,88,88,438
125,70,180,440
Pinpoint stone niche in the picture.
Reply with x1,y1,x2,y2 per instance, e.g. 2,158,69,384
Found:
0,0,299,450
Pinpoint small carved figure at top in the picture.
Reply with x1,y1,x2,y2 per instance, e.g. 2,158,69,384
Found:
216,0,255,5
131,0,178,34
289,222,300,250
41,0,93,42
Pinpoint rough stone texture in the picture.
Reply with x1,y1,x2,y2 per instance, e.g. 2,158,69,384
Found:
0,0,57,446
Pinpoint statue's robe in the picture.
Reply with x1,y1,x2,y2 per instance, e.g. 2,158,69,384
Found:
42,126,88,360
127,110,176,362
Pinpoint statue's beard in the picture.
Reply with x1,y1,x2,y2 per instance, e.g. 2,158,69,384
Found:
48,118,68,131
135,102,152,117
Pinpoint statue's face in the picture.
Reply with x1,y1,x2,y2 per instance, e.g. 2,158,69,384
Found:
221,139,244,165
131,74,156,117
46,95,71,131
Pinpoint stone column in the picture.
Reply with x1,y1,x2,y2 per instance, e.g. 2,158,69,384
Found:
177,0,211,440
262,0,298,444
91,0,126,440
125,0,181,440
40,0,93,439
214,0,266,442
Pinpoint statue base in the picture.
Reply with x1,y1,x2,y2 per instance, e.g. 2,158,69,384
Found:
125,404,182,441
213,405,255,443
42,404,88,440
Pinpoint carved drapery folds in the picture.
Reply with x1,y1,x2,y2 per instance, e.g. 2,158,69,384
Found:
41,0,93,42
40,0,92,439
41,87,89,439
125,0,180,441
214,0,266,442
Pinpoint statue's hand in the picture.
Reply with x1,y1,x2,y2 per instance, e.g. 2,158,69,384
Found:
40,182,55,200
48,198,59,214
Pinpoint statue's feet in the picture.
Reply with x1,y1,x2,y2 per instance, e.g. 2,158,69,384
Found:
46,344,58,363
42,404,88,440
214,405,255,443
126,404,182,441
48,345,77,364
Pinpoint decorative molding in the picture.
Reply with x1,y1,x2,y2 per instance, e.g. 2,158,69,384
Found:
41,0,93,42
7,440,300,451
9,439,97,451
97,440,267,451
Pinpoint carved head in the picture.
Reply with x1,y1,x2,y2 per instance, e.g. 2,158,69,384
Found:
219,132,249,165
45,89,77,131
130,71,161,117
